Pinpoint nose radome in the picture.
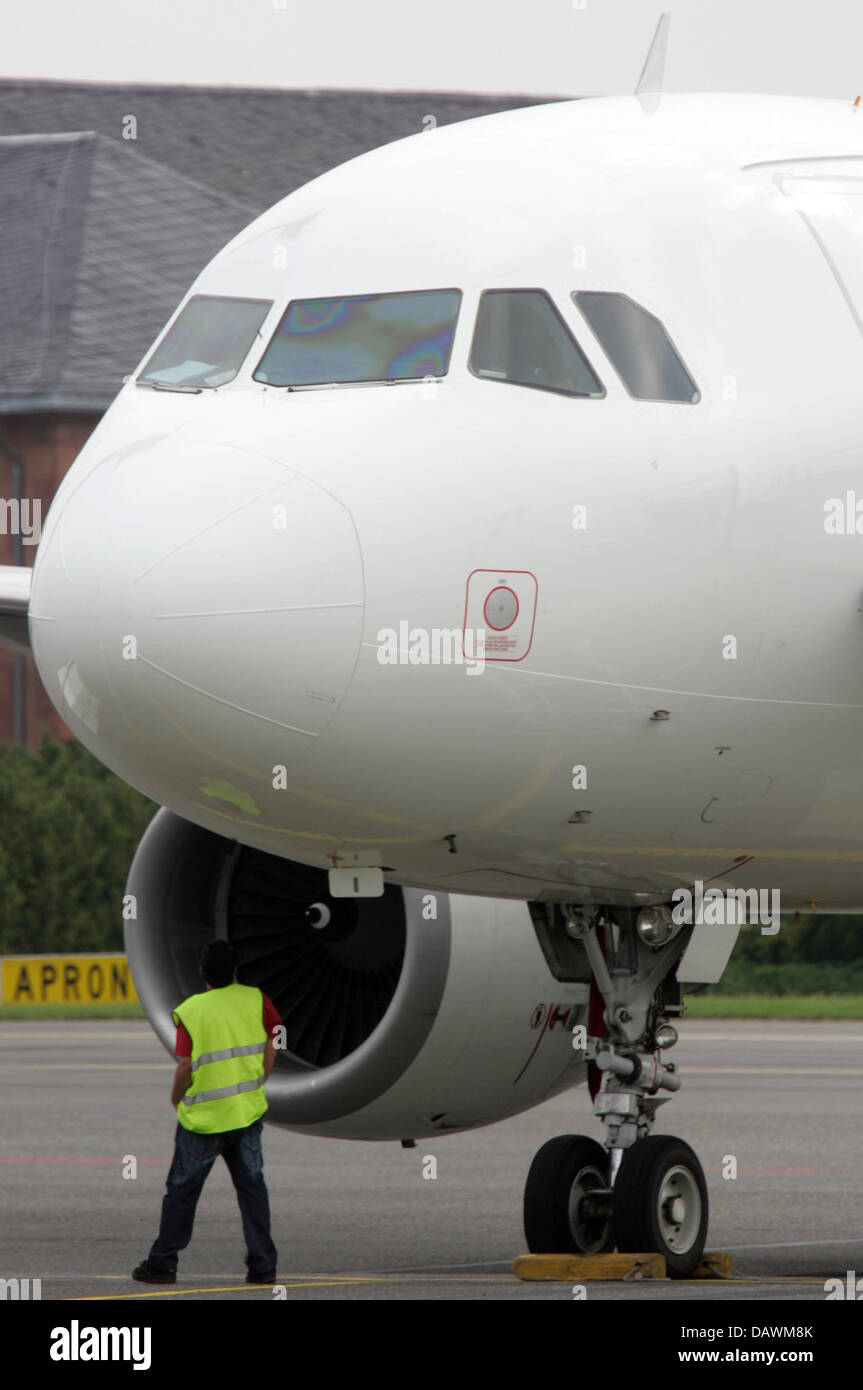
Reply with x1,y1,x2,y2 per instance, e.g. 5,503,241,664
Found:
30,434,364,773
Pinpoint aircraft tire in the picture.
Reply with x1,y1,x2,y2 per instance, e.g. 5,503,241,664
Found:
612,1134,708,1278
523,1134,614,1254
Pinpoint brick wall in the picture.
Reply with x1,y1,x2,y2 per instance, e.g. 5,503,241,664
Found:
0,412,101,748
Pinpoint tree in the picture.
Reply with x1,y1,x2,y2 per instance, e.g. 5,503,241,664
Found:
0,735,156,953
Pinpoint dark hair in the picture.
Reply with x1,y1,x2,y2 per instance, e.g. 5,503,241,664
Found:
200,939,236,988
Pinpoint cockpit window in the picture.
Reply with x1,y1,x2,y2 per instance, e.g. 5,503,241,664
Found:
253,289,462,387
574,292,699,403
138,296,273,389
469,289,604,398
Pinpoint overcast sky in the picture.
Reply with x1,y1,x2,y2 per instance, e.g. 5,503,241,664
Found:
4,0,863,98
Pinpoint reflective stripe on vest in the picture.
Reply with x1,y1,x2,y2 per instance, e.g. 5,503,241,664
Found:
191,1042,266,1073
183,1074,267,1105
173,982,269,1134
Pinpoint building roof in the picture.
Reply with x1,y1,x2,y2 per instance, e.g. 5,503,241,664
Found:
0,79,551,210
0,80,550,412
0,131,258,411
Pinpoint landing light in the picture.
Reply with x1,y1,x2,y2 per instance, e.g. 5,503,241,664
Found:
636,905,675,948
564,913,591,941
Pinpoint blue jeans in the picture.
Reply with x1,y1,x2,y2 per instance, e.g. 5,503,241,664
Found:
148,1117,277,1275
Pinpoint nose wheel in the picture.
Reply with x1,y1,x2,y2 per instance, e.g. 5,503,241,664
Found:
524,1132,708,1277
523,1135,614,1255
612,1135,708,1277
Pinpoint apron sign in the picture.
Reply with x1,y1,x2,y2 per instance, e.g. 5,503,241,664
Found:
1,954,139,1005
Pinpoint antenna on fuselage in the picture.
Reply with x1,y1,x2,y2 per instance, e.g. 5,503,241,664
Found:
635,12,670,111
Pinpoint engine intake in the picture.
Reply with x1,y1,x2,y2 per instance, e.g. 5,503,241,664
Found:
125,809,589,1139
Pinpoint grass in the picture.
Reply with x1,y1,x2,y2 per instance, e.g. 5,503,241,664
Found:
0,1002,146,1020
684,993,863,1019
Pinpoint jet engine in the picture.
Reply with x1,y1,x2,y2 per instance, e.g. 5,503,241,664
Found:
124,809,589,1140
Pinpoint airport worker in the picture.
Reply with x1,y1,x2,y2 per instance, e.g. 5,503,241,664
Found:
132,939,280,1285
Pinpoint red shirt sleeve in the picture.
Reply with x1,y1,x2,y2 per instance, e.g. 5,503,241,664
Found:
174,1022,192,1057
262,993,282,1037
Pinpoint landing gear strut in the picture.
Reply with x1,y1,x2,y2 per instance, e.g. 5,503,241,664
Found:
523,905,708,1278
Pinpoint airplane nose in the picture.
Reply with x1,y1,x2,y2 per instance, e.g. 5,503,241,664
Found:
29,432,364,796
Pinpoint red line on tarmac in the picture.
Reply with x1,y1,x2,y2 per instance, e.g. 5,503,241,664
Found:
704,1165,863,1176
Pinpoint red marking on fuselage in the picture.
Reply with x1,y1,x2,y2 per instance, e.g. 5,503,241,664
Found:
513,1006,553,1085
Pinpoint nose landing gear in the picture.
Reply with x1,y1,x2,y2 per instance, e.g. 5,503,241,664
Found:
522,905,708,1278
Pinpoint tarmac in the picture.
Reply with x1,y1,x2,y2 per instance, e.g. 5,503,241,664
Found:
2,1017,863,1302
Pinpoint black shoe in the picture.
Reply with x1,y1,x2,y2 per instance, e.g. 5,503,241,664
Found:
132,1261,176,1284
246,1268,277,1284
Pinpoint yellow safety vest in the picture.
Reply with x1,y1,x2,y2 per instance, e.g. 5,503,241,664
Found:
173,983,268,1134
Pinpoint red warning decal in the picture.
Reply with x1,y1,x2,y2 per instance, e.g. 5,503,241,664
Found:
463,569,537,662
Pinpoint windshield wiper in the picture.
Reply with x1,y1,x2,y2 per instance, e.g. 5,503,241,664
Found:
136,380,203,394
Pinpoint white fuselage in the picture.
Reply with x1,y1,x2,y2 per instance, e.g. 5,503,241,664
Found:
28,93,863,909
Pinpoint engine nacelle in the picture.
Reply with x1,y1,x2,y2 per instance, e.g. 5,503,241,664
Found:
124,810,589,1139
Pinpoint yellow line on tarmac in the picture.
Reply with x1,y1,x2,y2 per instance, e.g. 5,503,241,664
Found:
69,1279,396,1300
67,1274,831,1299
683,1066,863,1076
